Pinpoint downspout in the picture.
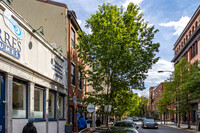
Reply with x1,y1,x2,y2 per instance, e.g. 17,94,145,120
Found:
67,10,72,124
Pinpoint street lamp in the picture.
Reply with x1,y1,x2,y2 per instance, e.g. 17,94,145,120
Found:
158,70,173,73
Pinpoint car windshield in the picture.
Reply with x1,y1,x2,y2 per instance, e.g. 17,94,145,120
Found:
144,119,155,122
114,122,134,128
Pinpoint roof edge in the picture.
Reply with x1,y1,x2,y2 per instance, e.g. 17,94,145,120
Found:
173,5,200,48
36,0,68,8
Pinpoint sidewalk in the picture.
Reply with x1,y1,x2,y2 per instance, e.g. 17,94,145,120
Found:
160,121,200,133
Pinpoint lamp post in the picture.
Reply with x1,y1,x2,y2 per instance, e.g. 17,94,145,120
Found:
158,70,173,73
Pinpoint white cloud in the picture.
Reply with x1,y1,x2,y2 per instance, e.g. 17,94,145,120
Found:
123,0,143,9
159,16,190,35
145,59,174,88
77,19,82,25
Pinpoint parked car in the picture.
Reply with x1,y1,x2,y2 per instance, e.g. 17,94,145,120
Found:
79,127,139,133
79,120,139,133
112,120,139,133
141,119,158,129
133,117,140,121
141,117,147,121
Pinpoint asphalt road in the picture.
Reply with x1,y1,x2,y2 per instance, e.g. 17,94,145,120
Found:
137,124,192,133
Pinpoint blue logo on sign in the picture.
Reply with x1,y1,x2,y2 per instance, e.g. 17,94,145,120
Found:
3,10,23,39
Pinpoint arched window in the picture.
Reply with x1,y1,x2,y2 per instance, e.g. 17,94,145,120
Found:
196,21,198,29
189,30,191,36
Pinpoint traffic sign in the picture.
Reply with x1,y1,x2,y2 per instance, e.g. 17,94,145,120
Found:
87,104,95,113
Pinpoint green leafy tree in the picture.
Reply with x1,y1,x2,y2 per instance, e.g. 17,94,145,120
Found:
112,91,140,118
160,57,199,128
133,96,149,117
76,2,159,124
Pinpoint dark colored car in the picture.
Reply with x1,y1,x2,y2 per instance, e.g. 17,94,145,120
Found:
133,117,140,121
79,121,139,133
141,119,158,129
112,120,139,133
140,117,146,121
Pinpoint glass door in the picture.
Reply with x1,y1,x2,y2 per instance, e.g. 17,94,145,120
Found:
0,74,5,133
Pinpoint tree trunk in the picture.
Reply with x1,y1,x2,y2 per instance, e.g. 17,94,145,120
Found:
187,112,191,129
177,113,180,127
164,112,166,124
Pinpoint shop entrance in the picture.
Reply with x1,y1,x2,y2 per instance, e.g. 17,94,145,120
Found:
0,74,5,133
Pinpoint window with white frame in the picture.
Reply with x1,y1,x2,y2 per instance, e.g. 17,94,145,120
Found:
12,81,27,118
59,95,64,119
49,91,55,119
34,87,44,119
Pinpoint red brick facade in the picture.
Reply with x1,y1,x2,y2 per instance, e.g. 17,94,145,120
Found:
172,6,200,124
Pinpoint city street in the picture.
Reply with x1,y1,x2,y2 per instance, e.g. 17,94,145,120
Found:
136,124,193,133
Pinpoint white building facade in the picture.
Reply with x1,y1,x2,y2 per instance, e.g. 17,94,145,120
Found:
0,1,67,133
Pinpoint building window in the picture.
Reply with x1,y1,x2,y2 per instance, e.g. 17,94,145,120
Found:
71,28,75,48
192,26,194,33
196,21,198,29
13,81,27,118
49,91,56,119
189,30,191,36
71,64,75,85
34,87,44,119
78,72,82,89
59,95,64,119
190,41,198,60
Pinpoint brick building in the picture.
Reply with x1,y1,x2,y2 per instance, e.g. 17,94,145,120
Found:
148,83,172,120
171,5,200,124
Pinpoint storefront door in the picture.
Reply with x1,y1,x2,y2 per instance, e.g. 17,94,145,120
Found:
0,74,5,133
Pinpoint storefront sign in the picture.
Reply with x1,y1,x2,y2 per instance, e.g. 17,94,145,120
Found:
0,29,21,59
51,58,63,80
3,10,23,39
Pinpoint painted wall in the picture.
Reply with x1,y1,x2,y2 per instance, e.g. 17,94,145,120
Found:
34,122,47,133
13,119,27,133
59,121,65,133
49,122,57,133
0,6,67,87
11,0,68,58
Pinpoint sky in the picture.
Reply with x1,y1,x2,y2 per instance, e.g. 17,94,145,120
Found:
55,0,199,97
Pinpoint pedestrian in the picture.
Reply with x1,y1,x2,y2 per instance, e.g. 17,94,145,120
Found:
22,117,37,133
78,115,87,132
96,117,101,127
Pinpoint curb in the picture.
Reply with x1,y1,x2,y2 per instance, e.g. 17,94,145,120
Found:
164,124,200,133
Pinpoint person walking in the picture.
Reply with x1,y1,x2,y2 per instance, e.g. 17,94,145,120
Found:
96,118,101,127
22,117,37,133
78,115,87,132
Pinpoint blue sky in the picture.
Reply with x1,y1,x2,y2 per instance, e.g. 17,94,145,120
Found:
55,0,199,96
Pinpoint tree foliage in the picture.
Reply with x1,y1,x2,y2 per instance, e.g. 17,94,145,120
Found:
133,96,149,117
76,2,159,114
159,57,200,128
